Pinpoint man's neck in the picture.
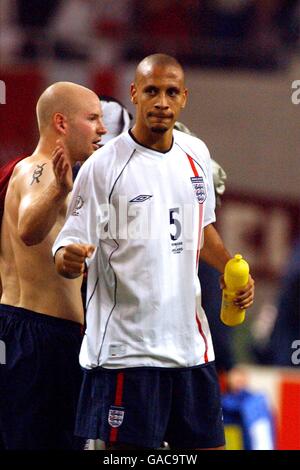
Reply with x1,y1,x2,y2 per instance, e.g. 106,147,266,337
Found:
32,137,76,167
32,136,56,160
131,125,173,152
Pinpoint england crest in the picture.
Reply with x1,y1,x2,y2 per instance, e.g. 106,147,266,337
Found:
108,406,125,428
190,176,206,203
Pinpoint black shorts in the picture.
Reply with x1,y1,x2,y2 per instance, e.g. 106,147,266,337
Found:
0,304,84,449
75,362,225,449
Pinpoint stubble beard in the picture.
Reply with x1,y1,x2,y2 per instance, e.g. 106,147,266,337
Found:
150,126,168,134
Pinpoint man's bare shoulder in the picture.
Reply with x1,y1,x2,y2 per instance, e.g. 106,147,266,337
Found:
11,154,53,192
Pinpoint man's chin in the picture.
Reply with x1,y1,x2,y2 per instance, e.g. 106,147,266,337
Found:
77,152,92,162
150,126,168,134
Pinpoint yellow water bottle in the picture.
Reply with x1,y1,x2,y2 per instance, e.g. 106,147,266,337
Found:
220,254,249,326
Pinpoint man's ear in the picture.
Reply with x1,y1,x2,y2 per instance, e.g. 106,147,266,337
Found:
181,89,188,109
130,83,137,105
53,112,67,135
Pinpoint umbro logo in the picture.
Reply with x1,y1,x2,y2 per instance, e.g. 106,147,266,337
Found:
129,195,153,203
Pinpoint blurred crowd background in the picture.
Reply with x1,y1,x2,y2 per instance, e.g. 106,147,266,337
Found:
1,0,300,449
1,0,299,68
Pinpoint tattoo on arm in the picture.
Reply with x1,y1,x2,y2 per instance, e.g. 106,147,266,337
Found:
30,163,47,185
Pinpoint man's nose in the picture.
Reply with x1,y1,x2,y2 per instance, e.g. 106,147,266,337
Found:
155,93,169,109
97,119,107,135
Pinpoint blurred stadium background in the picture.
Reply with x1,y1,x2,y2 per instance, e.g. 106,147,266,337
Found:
1,0,300,450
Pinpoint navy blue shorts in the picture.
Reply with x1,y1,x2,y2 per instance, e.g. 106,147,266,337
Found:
0,304,84,449
75,362,225,449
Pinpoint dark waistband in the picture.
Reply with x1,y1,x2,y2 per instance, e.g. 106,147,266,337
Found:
82,361,216,374
0,303,83,332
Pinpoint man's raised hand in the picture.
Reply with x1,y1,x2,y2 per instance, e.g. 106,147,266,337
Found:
52,140,73,194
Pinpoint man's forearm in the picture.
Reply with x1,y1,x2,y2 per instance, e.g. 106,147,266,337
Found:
200,224,231,273
18,183,69,246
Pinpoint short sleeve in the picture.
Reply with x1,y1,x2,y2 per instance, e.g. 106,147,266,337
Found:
203,149,216,227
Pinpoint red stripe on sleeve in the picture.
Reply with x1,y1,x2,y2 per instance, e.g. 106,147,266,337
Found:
187,155,198,176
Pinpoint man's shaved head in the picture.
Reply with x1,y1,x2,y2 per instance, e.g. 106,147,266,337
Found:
36,82,98,133
135,53,184,84
35,81,105,162
131,53,187,150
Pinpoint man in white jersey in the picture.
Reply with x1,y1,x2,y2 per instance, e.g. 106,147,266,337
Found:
53,54,255,450
0,82,106,449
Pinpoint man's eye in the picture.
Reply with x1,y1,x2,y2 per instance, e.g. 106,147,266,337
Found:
168,89,178,97
146,88,156,95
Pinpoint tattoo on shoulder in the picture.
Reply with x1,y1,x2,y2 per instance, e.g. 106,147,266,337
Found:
30,163,47,185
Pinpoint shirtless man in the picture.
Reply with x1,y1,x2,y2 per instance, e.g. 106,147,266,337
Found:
0,82,106,449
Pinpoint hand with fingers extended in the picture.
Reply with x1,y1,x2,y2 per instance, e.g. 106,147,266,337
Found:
52,140,73,195
55,243,96,279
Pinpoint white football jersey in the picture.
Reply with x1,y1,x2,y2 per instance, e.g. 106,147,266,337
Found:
53,130,216,369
